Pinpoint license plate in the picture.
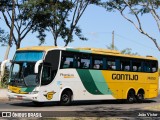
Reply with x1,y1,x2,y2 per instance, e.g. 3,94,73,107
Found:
17,96,23,100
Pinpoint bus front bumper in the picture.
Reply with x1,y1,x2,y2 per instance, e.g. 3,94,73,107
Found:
8,92,39,101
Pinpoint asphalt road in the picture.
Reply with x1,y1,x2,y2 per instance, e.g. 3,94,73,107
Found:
0,95,160,118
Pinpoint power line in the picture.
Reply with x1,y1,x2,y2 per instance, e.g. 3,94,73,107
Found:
83,31,159,52
114,32,158,52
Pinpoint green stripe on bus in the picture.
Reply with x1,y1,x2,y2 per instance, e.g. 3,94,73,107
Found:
77,69,103,95
89,70,112,95
66,48,91,53
21,87,35,92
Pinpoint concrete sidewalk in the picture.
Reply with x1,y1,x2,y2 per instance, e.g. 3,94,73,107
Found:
0,89,8,100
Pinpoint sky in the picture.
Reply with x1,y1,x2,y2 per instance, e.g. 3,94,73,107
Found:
0,4,160,63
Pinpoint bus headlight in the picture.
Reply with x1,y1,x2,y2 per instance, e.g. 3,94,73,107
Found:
29,91,39,94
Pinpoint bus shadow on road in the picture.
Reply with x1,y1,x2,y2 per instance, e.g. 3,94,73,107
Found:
9,99,157,107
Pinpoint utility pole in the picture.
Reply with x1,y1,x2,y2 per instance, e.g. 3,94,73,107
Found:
112,30,114,50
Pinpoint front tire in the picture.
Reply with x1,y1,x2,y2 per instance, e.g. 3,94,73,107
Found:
60,91,72,105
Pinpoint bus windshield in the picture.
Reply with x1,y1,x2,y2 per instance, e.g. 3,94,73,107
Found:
13,51,44,62
9,51,44,87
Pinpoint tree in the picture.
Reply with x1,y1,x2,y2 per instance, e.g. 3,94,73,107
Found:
23,0,101,46
0,28,9,46
106,43,118,50
103,0,160,51
0,0,42,49
0,0,15,87
121,48,138,55
0,65,9,88
107,43,138,55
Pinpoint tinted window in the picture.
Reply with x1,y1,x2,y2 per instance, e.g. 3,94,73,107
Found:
14,51,44,62
132,61,142,72
151,61,158,73
92,55,103,69
107,58,116,70
120,60,130,71
41,50,60,85
61,51,75,69
60,51,158,73
79,54,91,69
143,61,151,72
41,66,52,85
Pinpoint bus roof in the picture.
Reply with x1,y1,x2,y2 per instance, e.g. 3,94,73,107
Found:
17,46,58,51
17,46,157,60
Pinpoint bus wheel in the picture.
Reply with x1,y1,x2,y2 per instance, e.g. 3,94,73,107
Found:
32,101,44,106
127,91,136,103
60,91,72,105
137,92,144,103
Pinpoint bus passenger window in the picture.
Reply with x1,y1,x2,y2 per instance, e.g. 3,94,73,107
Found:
63,61,70,68
93,59,103,69
143,62,151,72
151,61,157,72
62,57,74,68
80,59,90,69
132,61,142,72
107,60,116,70
133,66,137,71
120,60,130,71
93,64,100,69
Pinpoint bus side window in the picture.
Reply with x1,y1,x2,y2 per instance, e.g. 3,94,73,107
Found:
81,58,90,69
151,61,158,73
93,59,103,69
63,61,70,68
143,62,151,72
120,60,130,71
133,66,137,71
107,60,116,70
62,57,74,68
132,61,142,72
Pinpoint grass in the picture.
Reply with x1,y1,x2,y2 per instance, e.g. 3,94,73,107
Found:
0,81,7,89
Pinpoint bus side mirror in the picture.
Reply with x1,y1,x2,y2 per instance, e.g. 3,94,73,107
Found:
34,60,43,73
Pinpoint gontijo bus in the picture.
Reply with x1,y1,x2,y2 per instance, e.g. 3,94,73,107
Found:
4,46,158,105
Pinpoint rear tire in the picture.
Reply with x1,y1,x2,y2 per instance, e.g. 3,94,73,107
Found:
60,91,72,106
127,91,136,103
137,92,144,103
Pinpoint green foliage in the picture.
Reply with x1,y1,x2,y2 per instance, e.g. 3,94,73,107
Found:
103,0,159,15
0,28,9,46
107,43,138,55
22,0,101,46
21,0,73,45
121,48,138,55
1,66,9,88
0,0,43,49
102,0,160,51
106,43,118,50
0,0,12,11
